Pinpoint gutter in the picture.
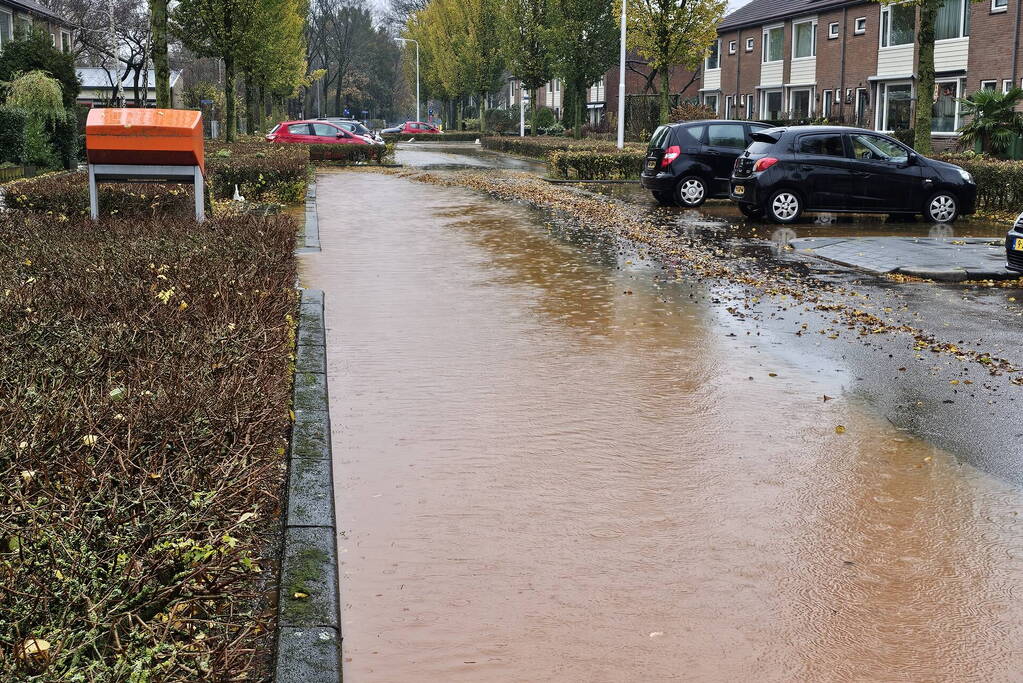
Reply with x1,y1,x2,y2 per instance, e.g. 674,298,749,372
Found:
1013,0,1022,84
839,6,847,115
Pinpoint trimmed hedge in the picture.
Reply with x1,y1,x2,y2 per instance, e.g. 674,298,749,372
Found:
0,108,26,164
206,143,308,203
4,172,200,218
381,131,481,142
309,142,392,163
548,148,646,180
0,211,295,678
481,135,646,161
936,152,1023,212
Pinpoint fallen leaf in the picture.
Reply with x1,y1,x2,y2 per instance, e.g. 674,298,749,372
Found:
835,425,846,434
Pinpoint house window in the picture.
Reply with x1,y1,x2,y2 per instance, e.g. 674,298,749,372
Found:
981,80,997,90
746,95,755,119
932,79,962,132
993,0,1008,12
60,30,71,52
822,89,833,117
728,40,737,54
793,19,816,58
881,3,915,47
703,93,719,114
854,17,867,34
936,0,970,39
1004,79,1014,92
0,11,11,46
706,39,720,69
17,16,30,35
855,87,869,126
828,22,839,38
879,82,912,131
762,89,784,119
763,25,784,62
725,94,735,117
746,37,754,51
49,33,55,46
790,88,812,118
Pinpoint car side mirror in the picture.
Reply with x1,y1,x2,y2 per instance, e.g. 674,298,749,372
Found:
337,132,346,138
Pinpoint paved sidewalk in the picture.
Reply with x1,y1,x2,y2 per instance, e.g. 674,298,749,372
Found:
789,236,1014,282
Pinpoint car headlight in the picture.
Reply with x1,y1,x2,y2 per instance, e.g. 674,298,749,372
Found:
1015,211,1023,231
958,168,974,183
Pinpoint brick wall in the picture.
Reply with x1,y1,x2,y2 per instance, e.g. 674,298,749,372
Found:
968,0,1020,94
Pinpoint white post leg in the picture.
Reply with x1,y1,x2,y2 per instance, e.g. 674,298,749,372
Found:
88,164,98,220
194,166,205,222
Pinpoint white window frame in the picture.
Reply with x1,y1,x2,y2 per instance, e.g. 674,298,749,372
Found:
880,3,915,48
706,39,721,70
792,18,817,59
854,17,867,34
0,10,11,46
822,89,833,117
932,78,964,135
992,0,1008,11
828,21,839,38
728,40,737,54
703,93,720,115
936,0,971,40
877,80,913,132
725,94,735,117
763,24,784,63
981,79,997,90
1004,79,1014,92
789,87,814,118
746,37,755,51
746,94,755,119
761,88,784,119
854,86,869,126
60,30,71,52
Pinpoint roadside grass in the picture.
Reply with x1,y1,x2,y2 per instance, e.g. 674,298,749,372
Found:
0,211,297,679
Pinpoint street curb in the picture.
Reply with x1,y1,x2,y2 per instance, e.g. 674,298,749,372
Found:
541,177,640,185
299,181,320,253
275,287,340,682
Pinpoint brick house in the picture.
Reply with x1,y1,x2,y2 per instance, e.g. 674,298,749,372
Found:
707,0,1019,144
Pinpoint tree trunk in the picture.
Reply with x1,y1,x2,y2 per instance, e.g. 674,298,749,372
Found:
224,55,237,142
659,68,671,125
244,72,257,134
913,0,937,153
456,98,463,130
149,0,170,108
479,94,487,133
574,81,584,139
531,87,539,135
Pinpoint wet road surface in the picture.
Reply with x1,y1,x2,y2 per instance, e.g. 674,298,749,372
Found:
395,141,546,173
302,169,1023,681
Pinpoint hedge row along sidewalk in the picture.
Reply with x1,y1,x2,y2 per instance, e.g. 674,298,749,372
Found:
0,212,297,679
480,135,646,162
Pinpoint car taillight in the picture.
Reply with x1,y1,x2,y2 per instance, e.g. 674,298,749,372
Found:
753,157,778,172
661,145,681,168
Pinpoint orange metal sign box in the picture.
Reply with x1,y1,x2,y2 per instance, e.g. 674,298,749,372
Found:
86,108,205,173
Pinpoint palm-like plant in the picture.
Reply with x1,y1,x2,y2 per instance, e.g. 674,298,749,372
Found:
957,87,1023,155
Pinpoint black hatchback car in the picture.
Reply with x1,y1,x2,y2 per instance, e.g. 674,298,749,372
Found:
1007,212,1023,273
641,120,772,207
729,126,977,224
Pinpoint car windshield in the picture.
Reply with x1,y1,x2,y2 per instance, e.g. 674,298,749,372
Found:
648,126,670,151
269,124,281,134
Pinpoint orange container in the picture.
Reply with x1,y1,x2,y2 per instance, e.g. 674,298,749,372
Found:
86,108,204,172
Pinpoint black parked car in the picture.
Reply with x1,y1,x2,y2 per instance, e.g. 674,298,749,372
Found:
1007,212,1023,273
641,120,772,207
730,126,977,224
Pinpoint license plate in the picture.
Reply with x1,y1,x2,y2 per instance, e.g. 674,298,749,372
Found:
733,185,745,196
646,160,656,170
1015,238,1023,251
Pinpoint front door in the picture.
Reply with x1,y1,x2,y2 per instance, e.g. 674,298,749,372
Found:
703,122,748,194
311,122,347,144
792,132,856,210
848,133,921,211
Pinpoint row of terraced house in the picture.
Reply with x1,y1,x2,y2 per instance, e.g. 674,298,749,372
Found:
517,0,1021,146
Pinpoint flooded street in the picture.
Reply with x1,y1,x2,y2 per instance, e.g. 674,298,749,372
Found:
301,169,1023,681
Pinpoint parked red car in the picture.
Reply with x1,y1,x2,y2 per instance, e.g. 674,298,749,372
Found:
380,121,441,135
266,120,371,144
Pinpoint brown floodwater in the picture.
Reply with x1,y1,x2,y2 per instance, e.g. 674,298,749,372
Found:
301,170,1023,682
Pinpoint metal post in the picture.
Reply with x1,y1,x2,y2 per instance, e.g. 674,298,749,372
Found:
88,164,99,220
415,41,420,122
194,166,205,223
520,82,525,137
617,0,627,149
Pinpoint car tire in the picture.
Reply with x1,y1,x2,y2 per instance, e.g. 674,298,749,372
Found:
738,203,763,220
673,176,707,208
652,191,674,206
767,189,803,224
924,192,959,223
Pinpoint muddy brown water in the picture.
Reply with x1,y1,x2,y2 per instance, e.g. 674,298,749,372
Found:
301,170,1023,681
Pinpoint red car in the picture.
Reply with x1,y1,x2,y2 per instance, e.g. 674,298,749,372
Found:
380,121,441,135
266,120,371,144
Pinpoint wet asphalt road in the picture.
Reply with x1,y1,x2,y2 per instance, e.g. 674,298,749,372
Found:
303,145,1023,680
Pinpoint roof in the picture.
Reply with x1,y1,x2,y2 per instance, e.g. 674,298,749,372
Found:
76,67,182,90
8,0,66,24
719,0,862,31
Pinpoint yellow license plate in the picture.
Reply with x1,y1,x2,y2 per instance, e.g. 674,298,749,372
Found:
733,185,745,196
646,160,656,170
1015,238,1023,251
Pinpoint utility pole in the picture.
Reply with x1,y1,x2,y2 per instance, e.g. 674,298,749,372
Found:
617,0,627,149
520,82,525,136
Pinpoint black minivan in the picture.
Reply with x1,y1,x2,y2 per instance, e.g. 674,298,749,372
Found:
641,120,772,207
730,125,977,224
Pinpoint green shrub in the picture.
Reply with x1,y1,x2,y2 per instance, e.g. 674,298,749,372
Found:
48,112,77,170
547,148,645,180
206,143,308,203
308,143,392,163
481,135,645,161
5,171,200,217
381,131,481,142
0,210,295,679
0,107,26,164
935,152,1023,212
0,29,80,109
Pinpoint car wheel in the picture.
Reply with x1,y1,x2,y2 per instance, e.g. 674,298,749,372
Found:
652,191,674,206
924,192,958,223
738,203,763,219
767,189,803,224
674,176,707,207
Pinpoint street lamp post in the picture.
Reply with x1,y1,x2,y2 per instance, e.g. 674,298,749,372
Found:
397,38,420,122
617,0,626,149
